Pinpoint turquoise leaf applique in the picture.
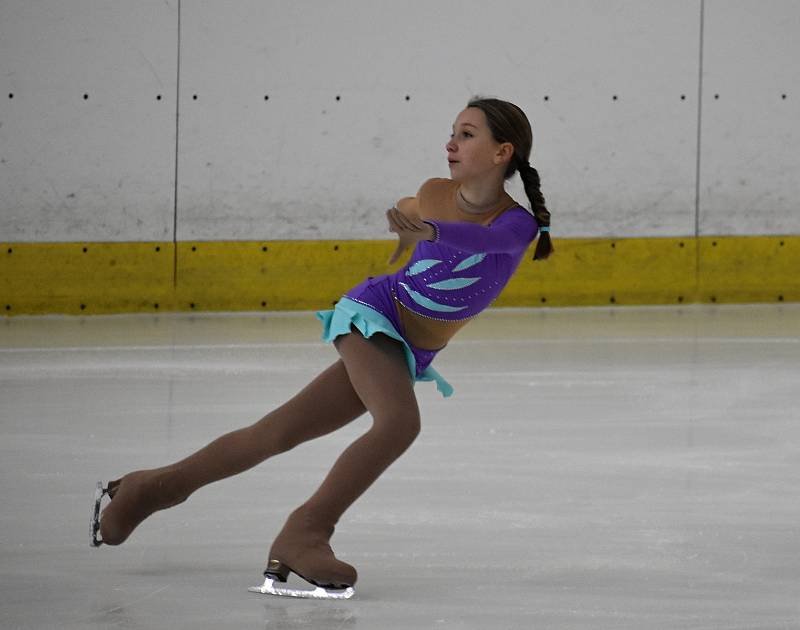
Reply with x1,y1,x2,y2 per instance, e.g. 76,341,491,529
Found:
406,259,442,276
426,278,480,290
452,253,486,272
399,282,468,312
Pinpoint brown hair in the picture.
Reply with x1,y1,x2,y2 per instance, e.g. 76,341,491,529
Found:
467,97,553,260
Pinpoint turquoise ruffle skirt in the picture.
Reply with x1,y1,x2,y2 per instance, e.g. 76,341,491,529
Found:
316,297,453,398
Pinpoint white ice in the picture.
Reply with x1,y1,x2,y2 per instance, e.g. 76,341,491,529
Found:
1,304,799,629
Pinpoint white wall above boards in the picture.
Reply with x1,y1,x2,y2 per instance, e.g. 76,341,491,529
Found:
699,0,800,236
0,1,178,243
176,1,445,242
176,0,701,242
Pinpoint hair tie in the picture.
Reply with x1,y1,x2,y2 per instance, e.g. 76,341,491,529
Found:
539,226,550,233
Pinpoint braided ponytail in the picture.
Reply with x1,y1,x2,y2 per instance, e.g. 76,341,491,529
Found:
518,159,553,260
466,96,553,261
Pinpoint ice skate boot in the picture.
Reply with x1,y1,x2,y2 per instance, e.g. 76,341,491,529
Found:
90,469,187,547
248,507,356,599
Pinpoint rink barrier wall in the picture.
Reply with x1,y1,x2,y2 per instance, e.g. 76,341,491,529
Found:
1,236,798,315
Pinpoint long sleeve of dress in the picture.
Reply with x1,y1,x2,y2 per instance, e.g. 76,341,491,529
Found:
424,207,538,254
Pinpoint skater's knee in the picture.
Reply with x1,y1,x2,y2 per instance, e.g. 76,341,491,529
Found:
265,417,332,456
402,412,421,444
249,412,303,456
374,409,420,453
265,421,301,456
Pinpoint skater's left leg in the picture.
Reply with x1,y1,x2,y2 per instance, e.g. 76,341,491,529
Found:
268,328,421,587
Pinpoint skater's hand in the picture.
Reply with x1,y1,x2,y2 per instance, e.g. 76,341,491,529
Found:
386,207,435,265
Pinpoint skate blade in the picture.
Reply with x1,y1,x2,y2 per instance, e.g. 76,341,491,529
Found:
248,577,354,600
90,481,107,548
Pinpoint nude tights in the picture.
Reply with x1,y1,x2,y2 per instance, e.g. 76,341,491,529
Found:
99,329,420,585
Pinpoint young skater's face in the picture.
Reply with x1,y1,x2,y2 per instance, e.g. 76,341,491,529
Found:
446,107,512,181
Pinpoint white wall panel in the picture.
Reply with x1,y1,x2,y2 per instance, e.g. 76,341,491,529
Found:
177,0,700,240
0,1,177,242
5,1,796,244
700,0,800,235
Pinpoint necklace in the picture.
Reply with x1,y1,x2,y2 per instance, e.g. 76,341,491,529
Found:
457,187,502,214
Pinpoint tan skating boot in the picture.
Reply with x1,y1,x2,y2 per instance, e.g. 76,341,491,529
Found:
266,505,357,589
97,468,188,546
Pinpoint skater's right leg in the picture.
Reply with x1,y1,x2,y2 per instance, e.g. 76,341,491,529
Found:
99,359,366,545
266,328,421,588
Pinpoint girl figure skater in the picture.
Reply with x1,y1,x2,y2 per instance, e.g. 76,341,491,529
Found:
91,97,552,598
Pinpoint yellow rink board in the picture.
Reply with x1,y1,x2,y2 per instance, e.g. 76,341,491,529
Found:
1,242,175,315
1,236,798,315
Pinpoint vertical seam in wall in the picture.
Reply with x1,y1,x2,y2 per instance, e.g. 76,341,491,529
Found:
173,0,182,289
694,0,705,288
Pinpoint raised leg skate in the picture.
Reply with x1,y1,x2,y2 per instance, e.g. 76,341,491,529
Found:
90,481,105,546
90,480,118,547
90,470,189,546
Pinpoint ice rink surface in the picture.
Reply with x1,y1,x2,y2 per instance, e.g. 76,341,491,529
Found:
1,304,799,630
